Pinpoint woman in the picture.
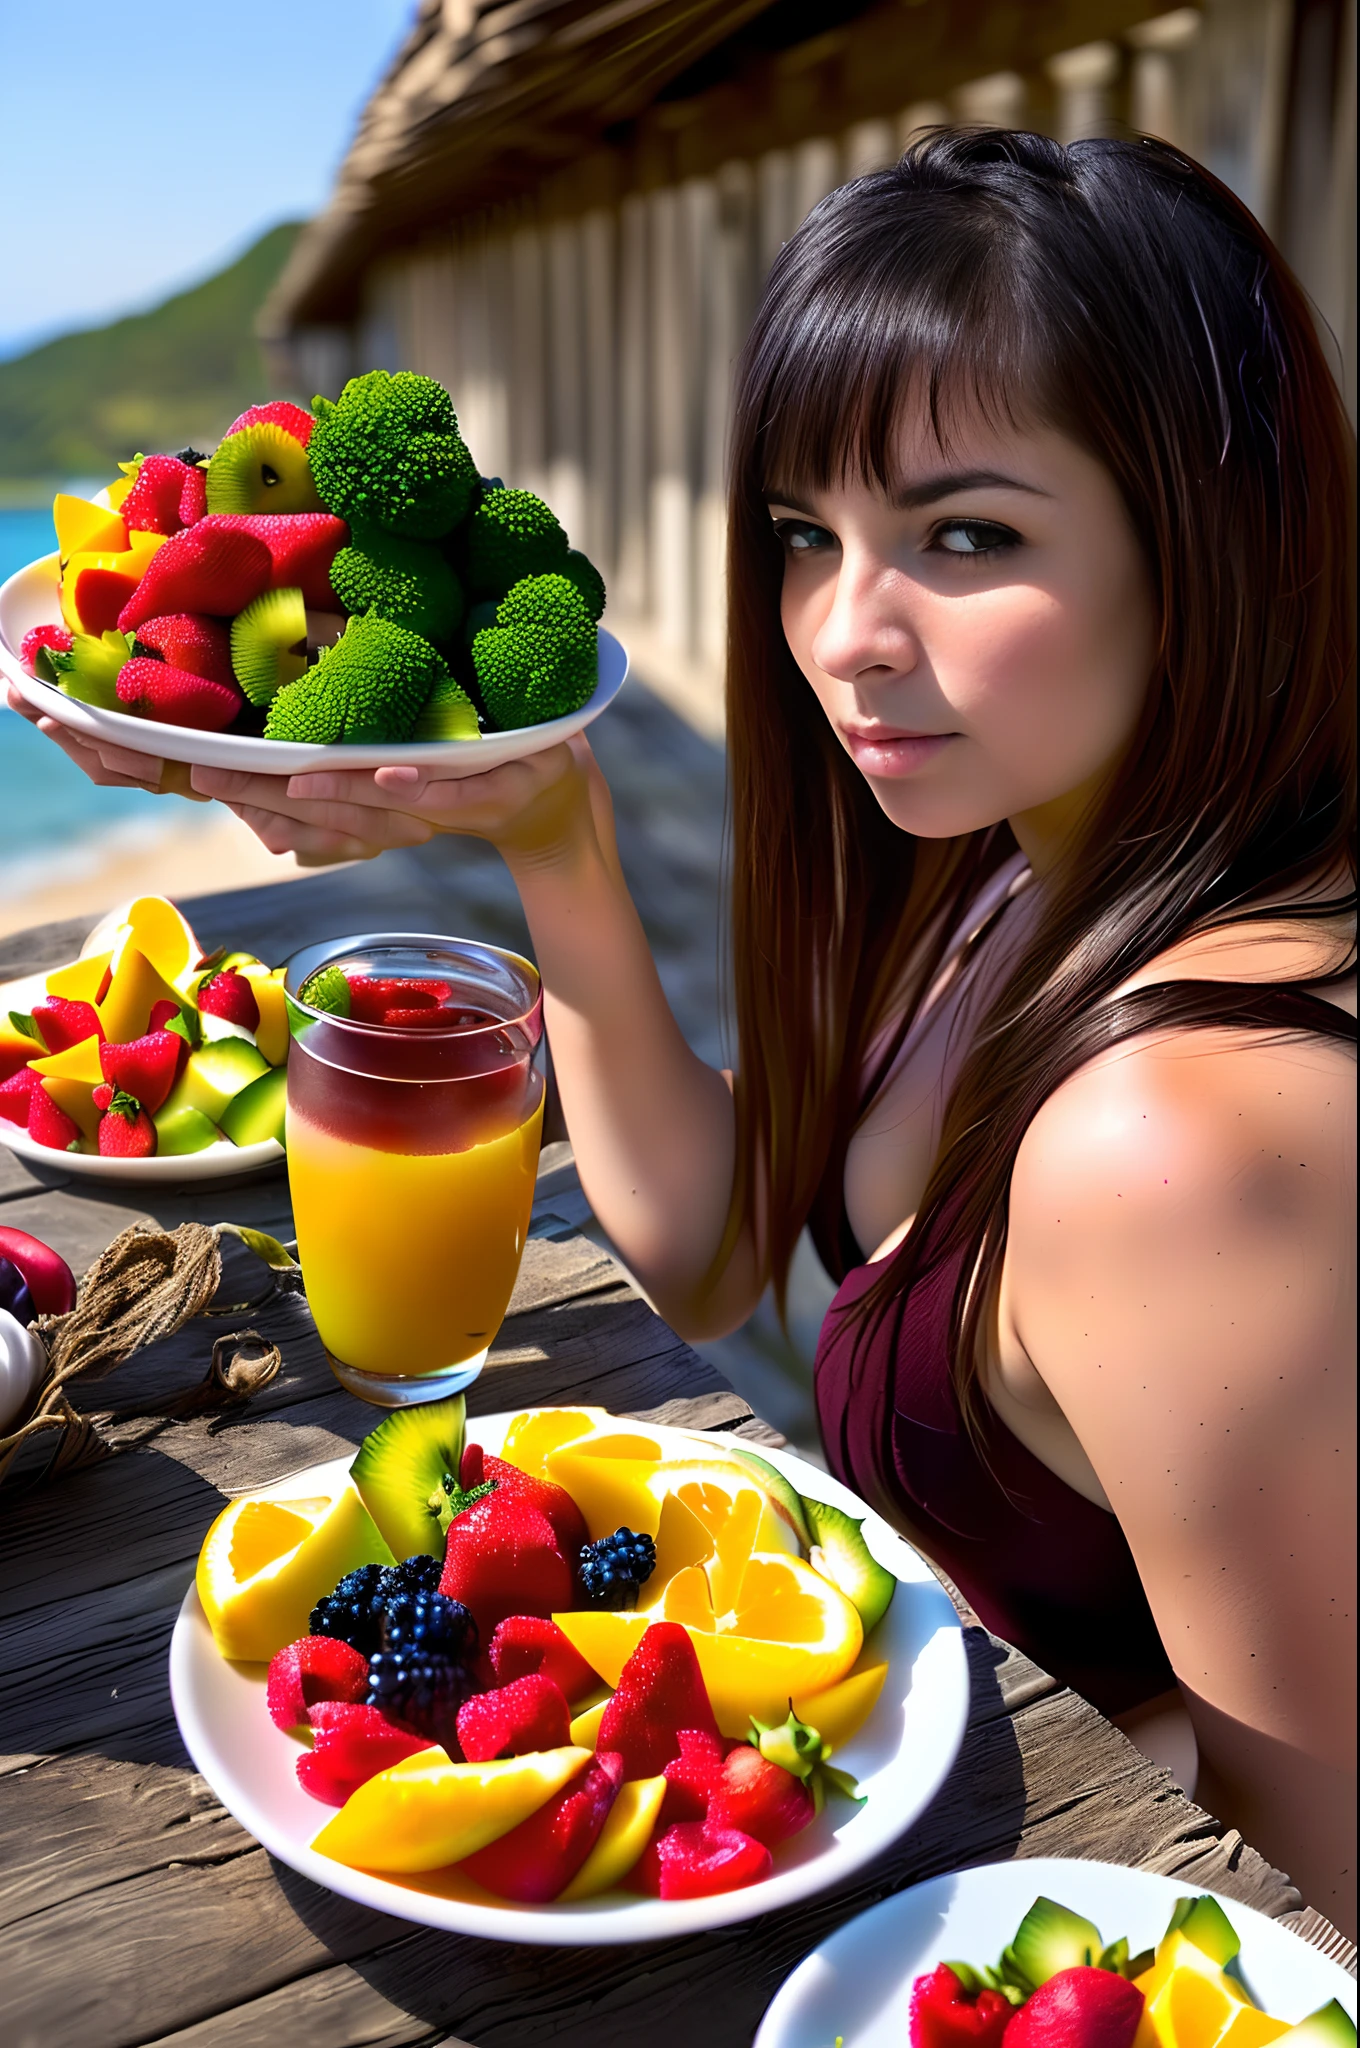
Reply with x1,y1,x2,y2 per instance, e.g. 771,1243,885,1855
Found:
17,131,1355,1925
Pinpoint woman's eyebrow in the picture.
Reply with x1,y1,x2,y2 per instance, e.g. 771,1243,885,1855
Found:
889,468,1051,509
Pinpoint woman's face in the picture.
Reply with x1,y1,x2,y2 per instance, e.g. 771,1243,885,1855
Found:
769,406,1158,863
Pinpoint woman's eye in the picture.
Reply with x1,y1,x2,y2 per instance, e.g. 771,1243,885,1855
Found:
772,518,838,553
932,519,1020,557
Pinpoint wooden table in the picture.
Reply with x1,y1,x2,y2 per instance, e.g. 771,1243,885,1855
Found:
1,894,1354,2048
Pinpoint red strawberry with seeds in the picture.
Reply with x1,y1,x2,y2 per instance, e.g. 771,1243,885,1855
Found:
121,454,198,536
296,1701,433,1807
99,1031,181,1115
92,1083,113,1112
211,512,347,608
478,1452,588,1555
97,1089,156,1158
197,969,260,1032
461,1751,624,1903
1000,1969,1144,2048
456,1672,572,1762
658,1725,730,1826
28,1085,82,1152
116,657,244,732
148,999,181,1033
31,996,102,1053
909,1965,1014,2048
225,400,315,446
708,1740,815,1847
134,612,234,686
633,1819,772,1900
116,521,272,632
488,1615,600,1706
440,1488,575,1636
595,1621,720,1781
179,466,207,526
267,1635,370,1732
0,1068,37,1126
20,623,72,676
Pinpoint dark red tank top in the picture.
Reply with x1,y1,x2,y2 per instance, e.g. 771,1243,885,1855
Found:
813,978,1356,1720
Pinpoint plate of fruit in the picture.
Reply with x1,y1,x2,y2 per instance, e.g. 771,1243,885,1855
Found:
170,1397,970,1944
0,372,627,775
753,1856,1358,2048
0,894,289,1180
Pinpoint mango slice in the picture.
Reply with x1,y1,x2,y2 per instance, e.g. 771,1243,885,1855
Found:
313,1745,591,1873
558,1773,667,1900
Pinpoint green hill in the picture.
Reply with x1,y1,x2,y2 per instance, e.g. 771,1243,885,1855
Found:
0,222,303,490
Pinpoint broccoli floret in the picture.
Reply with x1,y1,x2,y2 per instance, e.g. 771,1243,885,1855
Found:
560,547,606,622
472,573,598,730
413,673,480,741
264,611,449,745
465,489,568,600
308,372,478,540
330,524,465,643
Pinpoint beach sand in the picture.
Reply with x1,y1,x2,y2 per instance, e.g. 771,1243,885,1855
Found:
0,807,306,942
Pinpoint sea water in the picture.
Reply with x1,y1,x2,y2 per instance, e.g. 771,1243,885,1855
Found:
0,505,199,887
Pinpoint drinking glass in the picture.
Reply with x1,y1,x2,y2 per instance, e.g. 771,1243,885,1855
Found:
283,933,544,1405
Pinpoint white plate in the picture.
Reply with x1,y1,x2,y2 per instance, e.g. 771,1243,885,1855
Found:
1,552,627,776
755,1856,1358,2047
0,968,283,1182
169,1415,970,1946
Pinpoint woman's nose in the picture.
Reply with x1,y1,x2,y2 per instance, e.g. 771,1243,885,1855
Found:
809,557,920,685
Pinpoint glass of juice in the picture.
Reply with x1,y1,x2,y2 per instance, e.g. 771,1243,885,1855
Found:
282,933,544,1405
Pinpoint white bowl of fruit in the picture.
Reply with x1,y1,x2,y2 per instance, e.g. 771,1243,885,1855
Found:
170,1399,972,1944
1,375,627,777
0,895,288,1180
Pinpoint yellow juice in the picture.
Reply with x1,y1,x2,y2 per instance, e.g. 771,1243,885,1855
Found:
287,1097,544,1375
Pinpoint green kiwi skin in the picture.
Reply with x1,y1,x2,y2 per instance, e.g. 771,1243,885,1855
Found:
349,1394,467,1560
802,1495,897,1631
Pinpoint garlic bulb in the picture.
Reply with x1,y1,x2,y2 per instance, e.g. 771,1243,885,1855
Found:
0,1307,45,1432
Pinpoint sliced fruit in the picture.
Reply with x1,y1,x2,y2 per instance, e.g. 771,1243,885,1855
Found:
196,1481,395,1663
1135,1933,1253,2011
266,1634,369,1732
499,1405,607,1477
635,1818,772,1900
153,1103,222,1156
1007,1896,1104,1990
791,1661,888,1756
413,674,480,741
721,1445,811,1549
456,1673,573,1763
487,1614,601,1705
909,1964,1013,2048
230,585,309,706
298,1702,434,1807
1163,1895,1241,1967
97,947,185,1048
557,1770,667,1900
1145,1966,1264,2048
594,1620,719,1779
312,1744,591,1873
349,1394,467,1560
440,1489,575,1636
29,1037,104,1142
86,896,199,992
1003,1968,1146,2048
53,492,127,561
0,1023,40,1087
1276,2005,1358,2046
545,1446,797,1562
161,1039,270,1124
44,952,112,1005
206,422,323,516
218,1065,286,1148
803,1494,896,1631
45,628,134,708
61,530,166,635
568,1697,611,1749
237,966,289,1064
461,1751,622,1903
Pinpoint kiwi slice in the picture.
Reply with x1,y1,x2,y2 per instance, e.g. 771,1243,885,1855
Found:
231,587,309,706
413,674,480,741
803,1495,897,1631
350,1393,467,1559
206,421,322,515
719,1445,812,1550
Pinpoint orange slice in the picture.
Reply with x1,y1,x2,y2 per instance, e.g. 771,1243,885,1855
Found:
196,1482,393,1662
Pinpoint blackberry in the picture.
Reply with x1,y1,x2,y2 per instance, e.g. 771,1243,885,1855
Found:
377,1554,443,1605
309,1562,389,1655
366,1591,480,1740
174,447,207,466
578,1528,657,1611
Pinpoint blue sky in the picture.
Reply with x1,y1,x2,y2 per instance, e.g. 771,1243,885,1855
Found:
0,0,417,359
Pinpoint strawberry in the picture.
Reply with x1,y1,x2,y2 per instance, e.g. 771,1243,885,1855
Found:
197,969,260,1031
1000,1969,1145,2048
115,657,245,732
456,1672,572,1762
30,996,102,1053
461,1751,623,1902
487,1614,600,1706
97,1089,156,1157
595,1621,720,1781
20,623,72,676
148,999,181,1033
92,1084,113,1111
267,1635,370,1733
345,976,439,1024
658,1725,730,1825
210,512,348,608
440,1489,575,1636
479,1452,589,1555
708,1740,816,1847
225,400,314,446
116,520,273,632
27,1085,82,1152
179,466,207,526
134,612,234,686
633,1819,772,1900
0,1067,37,1126
909,1966,1014,2048
120,454,199,536
296,1701,433,1807
98,1030,181,1115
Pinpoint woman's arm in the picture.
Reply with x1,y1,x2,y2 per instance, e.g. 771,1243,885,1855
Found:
1004,1027,1356,1933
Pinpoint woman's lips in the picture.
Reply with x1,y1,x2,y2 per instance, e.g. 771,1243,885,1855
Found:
840,725,957,776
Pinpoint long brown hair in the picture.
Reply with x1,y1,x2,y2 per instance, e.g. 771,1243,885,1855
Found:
724,129,1356,1439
